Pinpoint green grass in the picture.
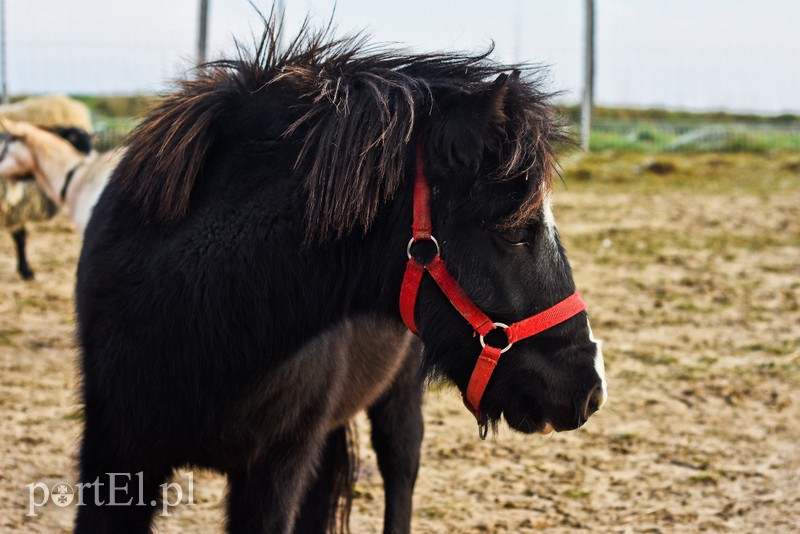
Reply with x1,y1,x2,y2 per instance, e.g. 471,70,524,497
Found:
580,123,799,152
93,116,141,150
560,105,800,126
559,105,800,152
564,227,800,265
689,472,719,486
743,340,800,356
71,94,159,119
563,488,590,499
558,152,800,195
0,326,23,347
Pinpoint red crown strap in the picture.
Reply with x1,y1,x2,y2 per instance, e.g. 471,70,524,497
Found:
411,143,432,240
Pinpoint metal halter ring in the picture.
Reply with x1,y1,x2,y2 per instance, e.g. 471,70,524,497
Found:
479,322,513,353
406,235,440,260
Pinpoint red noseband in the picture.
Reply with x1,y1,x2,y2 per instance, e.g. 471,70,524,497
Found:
399,143,587,430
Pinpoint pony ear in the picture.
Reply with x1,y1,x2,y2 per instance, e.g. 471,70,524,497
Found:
428,72,513,172
486,72,511,125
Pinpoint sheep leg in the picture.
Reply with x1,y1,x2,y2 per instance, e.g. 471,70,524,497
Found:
11,227,34,280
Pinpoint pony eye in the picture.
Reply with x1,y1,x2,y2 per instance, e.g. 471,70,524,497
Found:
500,228,530,246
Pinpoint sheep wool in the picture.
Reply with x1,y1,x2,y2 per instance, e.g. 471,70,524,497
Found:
0,178,59,232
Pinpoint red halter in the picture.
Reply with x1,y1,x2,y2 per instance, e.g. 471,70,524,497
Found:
399,143,587,427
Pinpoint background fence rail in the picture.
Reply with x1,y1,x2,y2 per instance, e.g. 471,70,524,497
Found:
94,118,800,153
586,120,800,152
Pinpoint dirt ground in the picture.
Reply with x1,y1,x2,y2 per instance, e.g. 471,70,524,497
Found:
1,153,798,533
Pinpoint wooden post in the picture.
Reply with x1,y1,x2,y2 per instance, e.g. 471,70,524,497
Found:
197,0,209,65
581,0,595,151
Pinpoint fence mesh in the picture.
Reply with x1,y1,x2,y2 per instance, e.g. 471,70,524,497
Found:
92,117,800,153
587,120,800,152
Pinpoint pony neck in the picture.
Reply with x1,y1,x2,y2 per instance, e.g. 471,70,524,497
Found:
21,124,86,205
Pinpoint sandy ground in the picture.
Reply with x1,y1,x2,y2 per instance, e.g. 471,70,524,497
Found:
1,153,798,533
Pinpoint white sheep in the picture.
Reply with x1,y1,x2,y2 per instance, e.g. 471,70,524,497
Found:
0,96,94,279
0,119,121,235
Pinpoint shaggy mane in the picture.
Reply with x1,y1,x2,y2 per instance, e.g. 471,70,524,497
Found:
115,14,564,240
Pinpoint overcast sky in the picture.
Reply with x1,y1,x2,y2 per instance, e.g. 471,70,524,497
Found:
4,0,799,114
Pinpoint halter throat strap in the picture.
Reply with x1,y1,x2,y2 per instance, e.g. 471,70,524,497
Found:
61,164,80,202
399,142,587,426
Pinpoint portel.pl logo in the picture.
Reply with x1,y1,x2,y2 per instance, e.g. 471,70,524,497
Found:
26,472,194,517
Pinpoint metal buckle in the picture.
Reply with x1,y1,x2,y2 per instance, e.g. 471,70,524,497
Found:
479,322,513,353
406,235,440,261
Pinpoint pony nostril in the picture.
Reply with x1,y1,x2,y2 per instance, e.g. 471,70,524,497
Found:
583,385,605,419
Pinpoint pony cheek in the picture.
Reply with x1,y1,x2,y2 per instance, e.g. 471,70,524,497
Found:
412,282,478,375
418,333,478,391
480,361,547,425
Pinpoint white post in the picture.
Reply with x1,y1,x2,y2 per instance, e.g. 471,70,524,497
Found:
197,0,209,65
581,0,595,152
512,0,522,63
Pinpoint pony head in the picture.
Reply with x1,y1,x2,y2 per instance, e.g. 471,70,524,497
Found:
407,71,607,434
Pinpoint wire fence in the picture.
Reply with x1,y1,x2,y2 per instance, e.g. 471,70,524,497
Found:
92,118,800,154
4,2,798,155
587,120,800,153
93,118,139,152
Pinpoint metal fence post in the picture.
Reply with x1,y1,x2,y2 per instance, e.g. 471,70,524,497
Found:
581,0,595,152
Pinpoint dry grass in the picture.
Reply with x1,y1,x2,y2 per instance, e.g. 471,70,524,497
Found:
1,152,798,532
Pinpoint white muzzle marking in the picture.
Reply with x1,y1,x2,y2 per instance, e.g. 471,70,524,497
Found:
587,319,607,409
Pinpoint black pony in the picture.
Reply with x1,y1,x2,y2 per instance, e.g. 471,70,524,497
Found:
75,20,606,534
